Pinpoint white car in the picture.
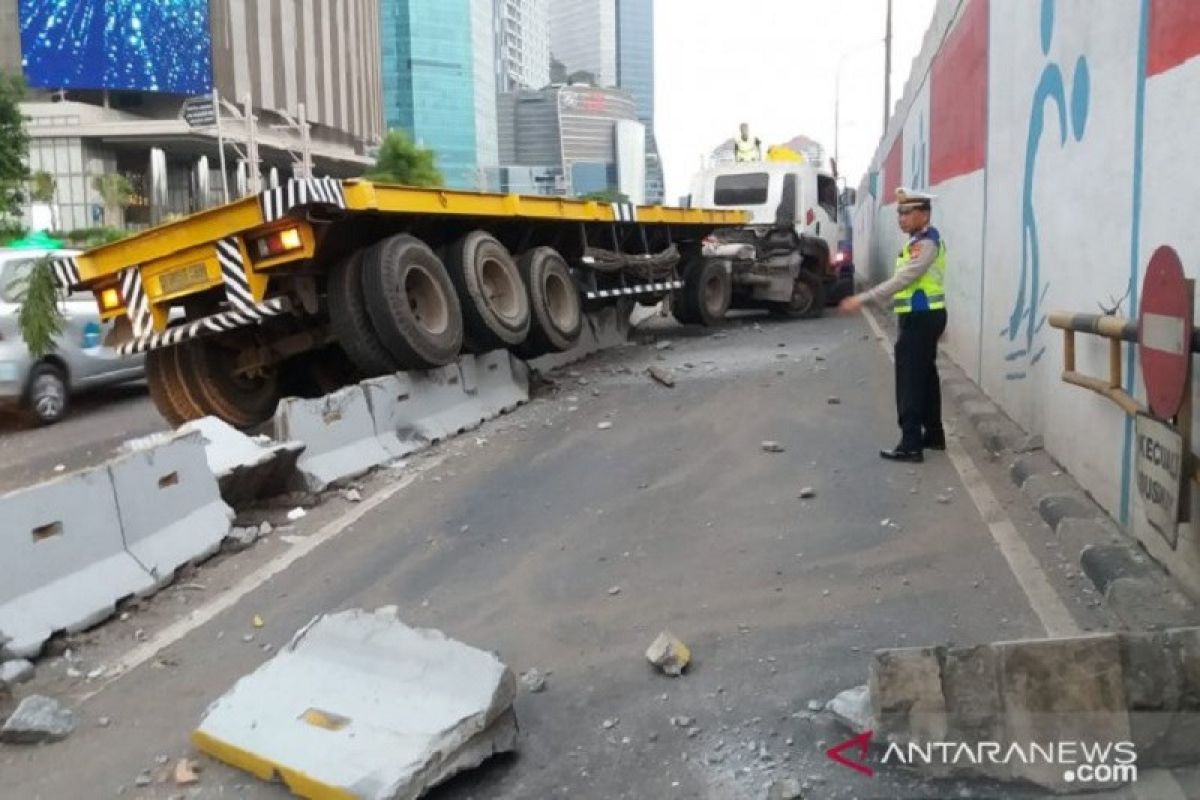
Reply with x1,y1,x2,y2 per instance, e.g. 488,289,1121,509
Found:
0,247,145,424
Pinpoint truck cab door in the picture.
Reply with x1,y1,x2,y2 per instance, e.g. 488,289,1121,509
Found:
813,174,840,254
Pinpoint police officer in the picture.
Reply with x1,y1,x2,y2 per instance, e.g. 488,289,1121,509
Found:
839,188,947,463
734,123,762,162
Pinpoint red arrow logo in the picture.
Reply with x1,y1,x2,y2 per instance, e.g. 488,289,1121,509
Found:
825,731,875,777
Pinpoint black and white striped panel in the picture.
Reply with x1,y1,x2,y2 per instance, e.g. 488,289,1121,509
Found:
50,257,82,290
117,297,291,355
215,237,255,313
259,177,348,222
119,266,152,337
610,202,638,223
585,280,682,300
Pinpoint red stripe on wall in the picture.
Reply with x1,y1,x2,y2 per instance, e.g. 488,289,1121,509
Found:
1148,0,1200,76
882,135,904,203
930,0,989,185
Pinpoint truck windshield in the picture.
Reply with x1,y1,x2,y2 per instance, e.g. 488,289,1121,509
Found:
713,173,769,206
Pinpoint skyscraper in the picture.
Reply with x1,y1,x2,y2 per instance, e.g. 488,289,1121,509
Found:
615,0,663,203
380,0,498,189
497,0,551,91
549,0,617,87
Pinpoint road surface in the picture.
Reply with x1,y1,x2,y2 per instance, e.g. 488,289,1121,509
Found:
3,311,1188,799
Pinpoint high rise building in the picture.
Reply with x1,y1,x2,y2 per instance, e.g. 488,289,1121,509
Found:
380,0,498,189
550,0,616,87
497,0,550,91
615,0,663,204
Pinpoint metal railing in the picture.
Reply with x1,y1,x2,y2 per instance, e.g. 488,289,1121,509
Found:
1048,310,1200,484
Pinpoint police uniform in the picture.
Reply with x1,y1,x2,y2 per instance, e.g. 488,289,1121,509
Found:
862,188,947,462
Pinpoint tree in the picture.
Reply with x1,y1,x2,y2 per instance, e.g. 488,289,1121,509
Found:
578,189,631,204
92,173,133,227
30,170,56,203
365,130,443,187
0,72,30,233
15,255,65,357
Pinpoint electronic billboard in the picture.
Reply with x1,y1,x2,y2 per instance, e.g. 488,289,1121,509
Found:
19,0,213,94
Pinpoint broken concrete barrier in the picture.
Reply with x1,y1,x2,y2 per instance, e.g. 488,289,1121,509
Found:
194,607,517,799
0,694,77,744
274,386,393,493
0,467,156,658
108,433,233,588
527,305,632,373
122,417,304,509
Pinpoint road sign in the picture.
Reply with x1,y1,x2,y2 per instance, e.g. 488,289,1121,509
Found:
181,96,217,128
1135,413,1184,547
1138,245,1193,419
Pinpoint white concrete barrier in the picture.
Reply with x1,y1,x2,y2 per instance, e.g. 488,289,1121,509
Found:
108,433,233,587
193,607,517,799
528,305,631,373
274,386,393,493
475,350,530,417
0,469,156,658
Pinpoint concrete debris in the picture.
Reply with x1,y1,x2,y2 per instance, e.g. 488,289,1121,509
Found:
286,507,307,521
646,632,691,677
826,396,841,405
195,607,517,800
597,421,614,431
607,585,622,596
0,659,34,686
97,716,111,728
647,366,676,388
174,758,200,786
343,488,363,503
602,718,619,729
134,771,152,787
670,716,694,728
806,700,823,712
655,340,674,351
798,487,816,499
936,494,952,504
0,694,78,743
765,777,804,799
259,521,273,536
761,441,786,453
825,685,873,734
520,668,547,693
223,526,261,552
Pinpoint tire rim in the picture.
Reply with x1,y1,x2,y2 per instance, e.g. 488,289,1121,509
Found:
479,256,522,324
790,281,816,315
32,374,65,419
543,270,579,334
405,263,450,335
703,273,726,316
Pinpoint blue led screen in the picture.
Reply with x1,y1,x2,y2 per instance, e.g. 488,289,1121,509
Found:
19,1,213,93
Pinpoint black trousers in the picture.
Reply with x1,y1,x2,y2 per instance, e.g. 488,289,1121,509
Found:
894,309,947,450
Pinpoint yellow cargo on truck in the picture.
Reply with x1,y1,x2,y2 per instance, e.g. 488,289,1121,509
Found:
52,178,745,428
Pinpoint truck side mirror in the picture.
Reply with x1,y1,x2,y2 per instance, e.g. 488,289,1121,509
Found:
839,188,857,207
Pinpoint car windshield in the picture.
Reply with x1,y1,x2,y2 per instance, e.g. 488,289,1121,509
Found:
0,258,34,303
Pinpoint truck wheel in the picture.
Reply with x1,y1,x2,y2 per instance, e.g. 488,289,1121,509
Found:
327,250,398,376
362,234,464,369
145,347,207,427
513,247,582,357
446,232,531,351
771,270,826,319
26,363,68,426
179,337,281,429
681,258,731,326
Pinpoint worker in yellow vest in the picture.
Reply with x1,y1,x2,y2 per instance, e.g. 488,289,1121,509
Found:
840,188,947,463
734,123,762,162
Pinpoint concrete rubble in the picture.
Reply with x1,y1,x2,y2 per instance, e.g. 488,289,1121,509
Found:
646,631,691,676
863,627,1200,791
0,659,34,686
193,607,517,799
824,684,872,734
0,694,77,743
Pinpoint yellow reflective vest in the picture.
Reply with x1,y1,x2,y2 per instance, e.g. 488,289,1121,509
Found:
734,136,760,162
893,227,947,314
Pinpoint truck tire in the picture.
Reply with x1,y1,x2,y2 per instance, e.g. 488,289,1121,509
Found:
362,234,464,369
145,347,206,427
327,250,397,377
513,247,582,357
446,231,531,351
680,258,731,326
771,269,826,319
178,336,281,429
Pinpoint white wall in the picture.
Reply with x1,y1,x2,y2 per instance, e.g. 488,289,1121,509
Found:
854,0,1200,596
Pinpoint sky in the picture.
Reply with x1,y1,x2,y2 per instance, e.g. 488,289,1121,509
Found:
653,0,939,201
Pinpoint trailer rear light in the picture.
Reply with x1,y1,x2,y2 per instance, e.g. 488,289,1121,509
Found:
250,227,304,260
96,286,124,312
805,209,815,226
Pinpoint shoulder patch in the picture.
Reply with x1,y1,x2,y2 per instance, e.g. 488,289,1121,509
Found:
913,227,941,245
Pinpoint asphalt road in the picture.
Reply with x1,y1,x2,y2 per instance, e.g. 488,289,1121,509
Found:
3,311,1183,799
0,382,164,495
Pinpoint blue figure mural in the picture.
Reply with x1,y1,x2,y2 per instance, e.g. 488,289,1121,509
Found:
1003,0,1090,380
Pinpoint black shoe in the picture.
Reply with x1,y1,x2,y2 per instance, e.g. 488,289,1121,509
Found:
922,437,947,451
880,447,924,463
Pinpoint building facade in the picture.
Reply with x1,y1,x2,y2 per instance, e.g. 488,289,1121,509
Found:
615,0,663,204
496,0,550,92
549,0,617,87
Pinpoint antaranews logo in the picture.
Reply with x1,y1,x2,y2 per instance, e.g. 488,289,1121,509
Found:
825,731,1138,785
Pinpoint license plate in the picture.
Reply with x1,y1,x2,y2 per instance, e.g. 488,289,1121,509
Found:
158,263,208,296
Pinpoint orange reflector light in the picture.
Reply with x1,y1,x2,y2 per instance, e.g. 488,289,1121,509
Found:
97,286,123,312
251,227,304,260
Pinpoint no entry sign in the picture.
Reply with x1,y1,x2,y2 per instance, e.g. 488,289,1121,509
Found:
1139,246,1193,420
